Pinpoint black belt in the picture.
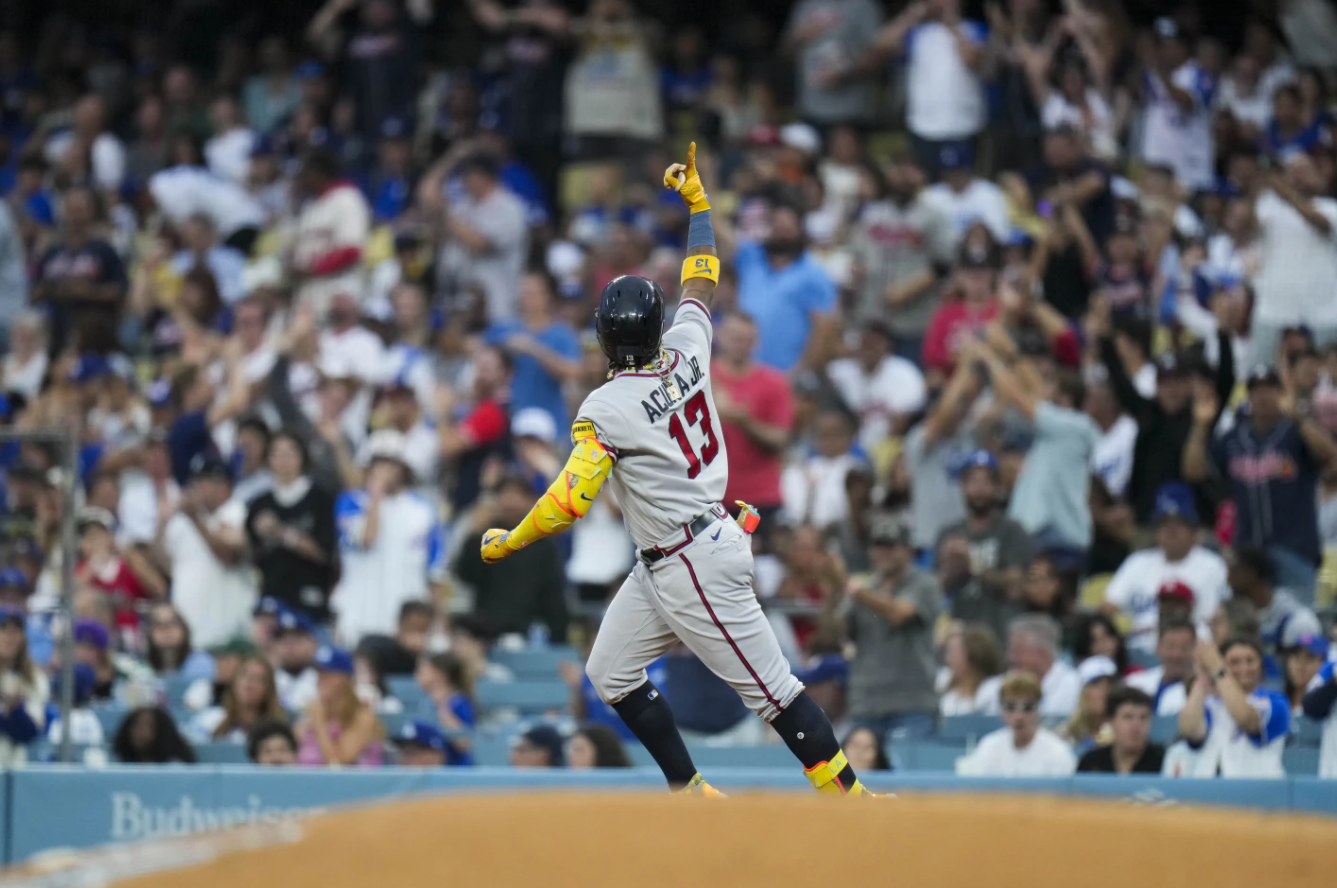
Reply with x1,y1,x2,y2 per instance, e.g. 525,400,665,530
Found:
640,504,729,564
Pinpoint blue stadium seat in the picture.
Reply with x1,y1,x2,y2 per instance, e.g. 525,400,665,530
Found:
195,742,251,764
1128,650,1161,670
159,675,197,708
1150,715,1181,745
475,680,569,713
490,646,580,680
1283,746,1321,776
937,715,998,742
386,676,420,702
1293,717,1325,746
894,740,966,772
90,705,127,738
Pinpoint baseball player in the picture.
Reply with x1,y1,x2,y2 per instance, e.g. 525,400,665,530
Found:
481,144,877,798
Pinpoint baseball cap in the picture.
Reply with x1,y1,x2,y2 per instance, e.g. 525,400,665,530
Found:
276,608,315,637
394,720,447,753
377,380,416,400
188,453,233,483
1154,17,1184,41
146,378,173,408
9,538,44,565
1150,482,1198,526
380,116,410,141
938,142,975,172
363,429,412,472
516,724,565,766
511,407,557,445
76,506,117,534
69,353,112,384
315,645,354,675
1292,633,1330,658
1156,580,1196,605
73,619,110,651
778,122,821,155
210,637,259,658
868,514,910,547
0,605,25,627
1077,655,1117,686
0,568,30,592
1280,609,1325,650
1246,364,1283,389
955,448,999,477
253,596,285,618
295,61,326,80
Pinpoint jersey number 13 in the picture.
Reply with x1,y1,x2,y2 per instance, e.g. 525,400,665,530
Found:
667,391,719,479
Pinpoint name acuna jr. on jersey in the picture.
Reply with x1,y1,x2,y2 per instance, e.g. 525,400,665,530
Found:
640,353,706,423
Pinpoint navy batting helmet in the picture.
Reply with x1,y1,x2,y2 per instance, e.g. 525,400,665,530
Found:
595,275,665,370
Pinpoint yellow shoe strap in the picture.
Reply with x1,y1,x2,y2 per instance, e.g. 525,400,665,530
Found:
804,750,850,794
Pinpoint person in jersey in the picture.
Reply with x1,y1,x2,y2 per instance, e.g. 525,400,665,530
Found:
477,143,881,798
1178,636,1290,778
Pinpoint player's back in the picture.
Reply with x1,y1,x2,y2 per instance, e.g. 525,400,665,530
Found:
575,298,726,549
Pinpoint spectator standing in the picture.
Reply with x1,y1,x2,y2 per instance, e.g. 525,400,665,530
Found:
977,614,1081,717
924,144,1011,243
290,149,372,319
1125,618,1197,716
736,202,839,374
158,455,256,650
562,0,662,152
826,321,926,453
295,645,385,767
43,95,126,193
1224,545,1322,656
1076,686,1167,774
712,313,793,536
850,152,954,364
243,36,300,135
781,407,862,530
246,430,338,624
1249,152,1337,365
902,358,980,552
31,187,127,355
922,241,1000,379
332,430,444,647
1185,367,1337,603
1139,18,1216,192
0,606,47,766
433,154,528,323
1101,483,1228,653
936,450,1032,642
308,0,419,142
782,0,882,127
843,516,943,739
204,94,256,186
1178,637,1290,778
956,671,1076,777
937,622,1003,716
875,0,988,176
484,271,581,431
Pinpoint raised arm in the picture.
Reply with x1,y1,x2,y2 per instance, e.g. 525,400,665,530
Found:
664,142,719,310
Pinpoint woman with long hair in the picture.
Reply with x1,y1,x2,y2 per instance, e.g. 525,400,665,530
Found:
567,723,632,769
295,646,384,767
1072,612,1131,676
414,651,476,766
190,655,286,743
841,726,892,772
112,707,197,764
1061,657,1117,753
938,623,1003,716
1283,636,1329,715
0,607,50,766
145,602,214,682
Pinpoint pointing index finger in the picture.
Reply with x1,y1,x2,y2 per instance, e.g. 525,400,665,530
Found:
687,141,697,168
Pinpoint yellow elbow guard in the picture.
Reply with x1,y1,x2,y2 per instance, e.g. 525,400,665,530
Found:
503,435,612,550
681,255,720,286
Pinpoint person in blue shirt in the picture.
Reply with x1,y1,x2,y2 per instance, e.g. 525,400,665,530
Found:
1185,364,1337,605
1263,85,1329,159
360,116,415,223
735,201,838,373
391,720,455,767
415,652,475,766
483,271,580,432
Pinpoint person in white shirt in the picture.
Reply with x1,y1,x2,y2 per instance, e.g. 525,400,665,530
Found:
977,614,1081,718
331,430,445,647
158,455,257,650
1125,618,1197,716
781,407,865,530
290,148,371,318
1177,636,1290,778
320,295,388,449
826,321,927,452
358,382,439,494
1249,150,1337,365
204,93,256,186
956,670,1077,777
149,143,265,253
44,94,126,192
1215,54,1275,138
924,145,1010,244
1139,18,1216,191
1,311,48,402
874,0,988,172
273,608,319,711
1102,482,1229,653
170,214,248,304
1085,379,1138,499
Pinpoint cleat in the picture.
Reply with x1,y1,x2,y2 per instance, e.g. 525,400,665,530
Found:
678,773,726,797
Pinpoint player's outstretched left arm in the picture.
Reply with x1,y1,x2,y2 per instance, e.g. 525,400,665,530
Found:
479,422,612,564
664,141,719,309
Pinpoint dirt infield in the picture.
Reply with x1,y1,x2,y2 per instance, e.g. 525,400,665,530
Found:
113,792,1337,888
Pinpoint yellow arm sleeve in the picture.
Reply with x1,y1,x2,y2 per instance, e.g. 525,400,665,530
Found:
497,427,612,553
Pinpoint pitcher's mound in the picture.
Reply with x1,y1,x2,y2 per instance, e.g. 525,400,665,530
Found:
116,792,1336,888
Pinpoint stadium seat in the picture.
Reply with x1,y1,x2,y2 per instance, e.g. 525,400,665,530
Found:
1293,717,1325,746
1150,716,1181,745
1282,746,1320,776
475,680,569,713
1128,649,1161,670
490,646,580,680
937,715,998,742
894,740,966,772
159,675,197,709
195,742,251,764
90,705,127,738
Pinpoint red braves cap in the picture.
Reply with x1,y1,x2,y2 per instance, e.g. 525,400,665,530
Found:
1157,581,1195,604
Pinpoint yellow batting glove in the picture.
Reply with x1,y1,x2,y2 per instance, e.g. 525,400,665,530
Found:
663,141,710,214
481,528,521,564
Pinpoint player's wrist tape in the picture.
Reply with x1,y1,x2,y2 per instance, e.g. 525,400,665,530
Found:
687,208,714,247
681,255,720,286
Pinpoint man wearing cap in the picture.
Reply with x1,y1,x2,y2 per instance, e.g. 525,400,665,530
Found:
362,116,415,223
925,143,1010,244
158,454,256,649
332,429,445,647
290,147,372,319
510,723,565,768
922,240,1001,377
273,607,320,711
1102,482,1228,653
483,270,581,433
843,514,943,739
362,381,438,489
76,506,160,632
393,720,452,767
1140,17,1215,191
826,319,927,453
1185,364,1337,603
937,448,1032,643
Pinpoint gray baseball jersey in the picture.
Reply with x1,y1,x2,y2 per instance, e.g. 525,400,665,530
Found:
579,297,803,722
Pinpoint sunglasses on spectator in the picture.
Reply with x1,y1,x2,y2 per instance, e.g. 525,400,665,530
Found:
1001,700,1039,714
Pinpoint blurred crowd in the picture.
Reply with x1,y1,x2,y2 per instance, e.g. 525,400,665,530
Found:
0,0,1335,778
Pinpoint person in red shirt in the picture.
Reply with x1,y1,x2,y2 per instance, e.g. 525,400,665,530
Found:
922,237,1001,383
436,345,513,513
75,507,160,636
711,312,794,549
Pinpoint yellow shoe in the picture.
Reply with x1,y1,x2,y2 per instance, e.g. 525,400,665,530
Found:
678,772,726,797
804,750,855,796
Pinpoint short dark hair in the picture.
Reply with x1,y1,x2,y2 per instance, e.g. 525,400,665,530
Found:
1054,368,1086,410
267,427,310,473
1221,634,1265,661
1158,616,1196,640
1232,545,1275,586
456,152,499,179
1113,315,1153,357
1106,684,1154,719
246,719,297,763
449,612,493,643
398,600,433,625
170,365,201,409
301,146,341,182
1274,83,1302,105
493,472,534,499
237,415,271,444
